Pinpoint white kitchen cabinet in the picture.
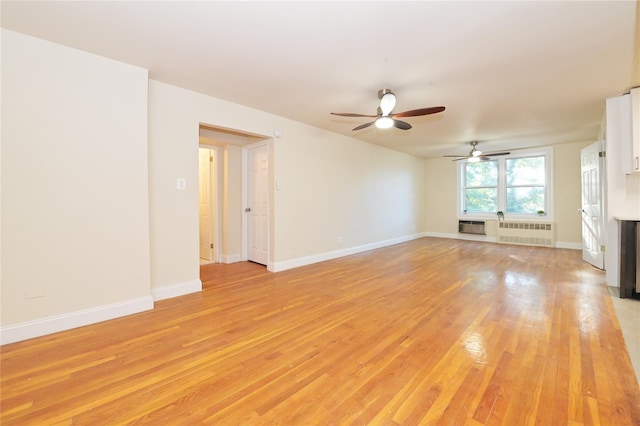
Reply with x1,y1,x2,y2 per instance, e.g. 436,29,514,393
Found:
628,87,640,174
606,92,632,173
613,87,640,175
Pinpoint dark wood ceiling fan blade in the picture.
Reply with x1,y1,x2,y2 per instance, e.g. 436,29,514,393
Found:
331,112,377,118
352,121,375,131
485,152,511,157
392,106,446,118
393,119,412,130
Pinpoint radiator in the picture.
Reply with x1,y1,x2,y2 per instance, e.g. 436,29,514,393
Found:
496,221,555,247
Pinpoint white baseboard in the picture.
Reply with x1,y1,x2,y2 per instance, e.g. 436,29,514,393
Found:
222,254,242,264
271,233,428,272
426,232,581,250
423,232,458,240
152,279,202,301
425,232,497,243
0,296,154,345
555,241,582,250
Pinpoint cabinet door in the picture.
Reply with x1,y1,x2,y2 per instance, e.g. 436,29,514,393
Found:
630,87,640,173
608,93,634,175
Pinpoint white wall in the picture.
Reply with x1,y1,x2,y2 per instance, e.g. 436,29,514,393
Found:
424,157,459,237
1,30,151,341
222,145,243,262
554,141,593,245
273,131,425,267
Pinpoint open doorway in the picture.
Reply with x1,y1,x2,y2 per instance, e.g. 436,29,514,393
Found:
198,124,272,270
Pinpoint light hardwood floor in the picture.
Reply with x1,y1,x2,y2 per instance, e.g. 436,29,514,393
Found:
2,238,639,424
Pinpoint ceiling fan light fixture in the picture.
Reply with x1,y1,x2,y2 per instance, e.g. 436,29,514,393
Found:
375,116,394,129
468,156,480,163
472,150,482,157
379,92,396,115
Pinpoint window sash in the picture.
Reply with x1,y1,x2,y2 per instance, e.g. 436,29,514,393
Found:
458,149,552,219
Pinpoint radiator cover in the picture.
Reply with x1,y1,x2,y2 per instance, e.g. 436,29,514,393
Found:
497,221,555,247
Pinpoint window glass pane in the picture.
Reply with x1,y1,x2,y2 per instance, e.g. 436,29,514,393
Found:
465,188,497,213
506,187,545,213
465,161,497,187
506,156,545,186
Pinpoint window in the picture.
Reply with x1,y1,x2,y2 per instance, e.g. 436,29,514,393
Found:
463,160,498,213
459,148,552,218
505,156,545,214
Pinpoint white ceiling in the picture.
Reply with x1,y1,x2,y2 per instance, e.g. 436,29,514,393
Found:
2,1,638,158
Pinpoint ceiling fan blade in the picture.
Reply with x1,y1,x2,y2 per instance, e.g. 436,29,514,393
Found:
392,106,446,118
485,151,511,157
352,121,375,131
393,119,412,130
331,112,377,118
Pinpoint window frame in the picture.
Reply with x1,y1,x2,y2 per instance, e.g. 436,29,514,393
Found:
457,147,554,221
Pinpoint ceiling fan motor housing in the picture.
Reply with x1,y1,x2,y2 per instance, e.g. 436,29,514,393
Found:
378,88,393,99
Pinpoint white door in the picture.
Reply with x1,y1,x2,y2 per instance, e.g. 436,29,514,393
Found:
580,141,605,269
199,148,214,262
246,143,269,265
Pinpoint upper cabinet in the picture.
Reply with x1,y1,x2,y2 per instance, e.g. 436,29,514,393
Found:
607,87,640,175
629,87,640,174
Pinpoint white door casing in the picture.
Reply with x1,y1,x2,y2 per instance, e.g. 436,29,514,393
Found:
199,148,214,261
580,141,605,269
246,143,269,265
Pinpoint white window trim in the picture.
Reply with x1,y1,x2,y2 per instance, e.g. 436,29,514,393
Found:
457,147,554,221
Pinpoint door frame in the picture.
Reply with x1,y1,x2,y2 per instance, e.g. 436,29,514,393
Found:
242,140,271,267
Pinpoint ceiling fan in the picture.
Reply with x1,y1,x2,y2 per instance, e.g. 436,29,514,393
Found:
444,141,510,162
330,89,445,131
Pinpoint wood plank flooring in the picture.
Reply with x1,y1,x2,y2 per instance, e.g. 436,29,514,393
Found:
2,237,639,424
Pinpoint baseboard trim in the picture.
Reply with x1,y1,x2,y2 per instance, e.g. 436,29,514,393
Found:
152,279,202,301
425,232,497,243
426,232,581,250
222,254,242,264
271,233,428,272
0,296,154,345
555,241,582,250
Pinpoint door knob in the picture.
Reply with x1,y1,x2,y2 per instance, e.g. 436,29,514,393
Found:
245,207,251,212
